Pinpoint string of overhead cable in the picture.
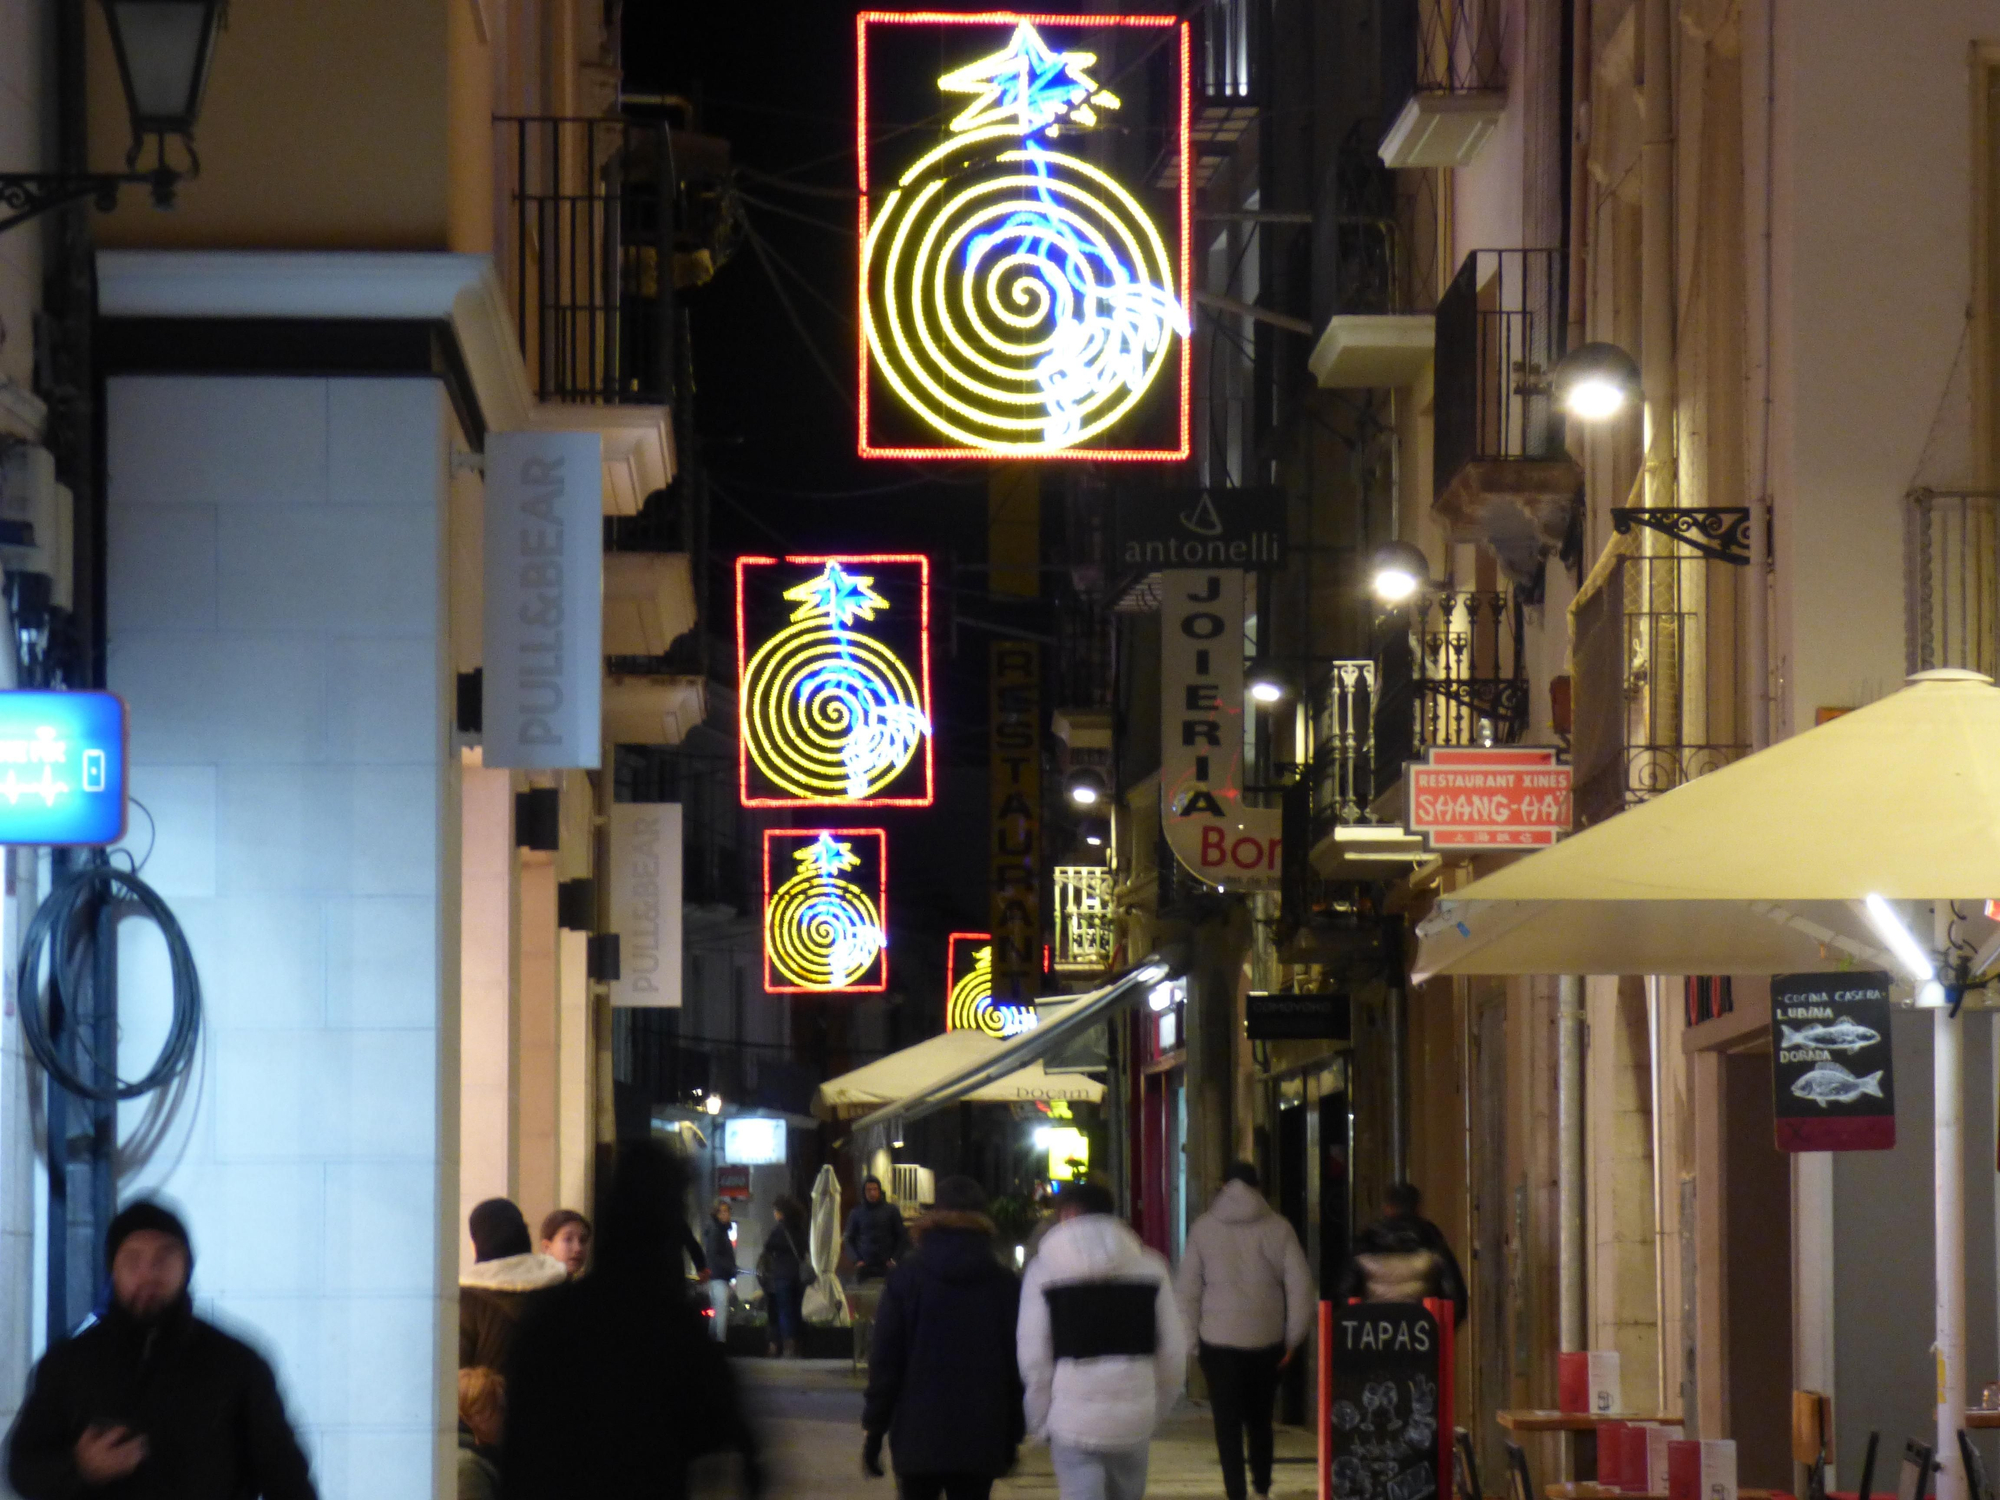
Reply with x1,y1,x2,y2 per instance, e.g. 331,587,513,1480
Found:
736,190,852,236
739,222,855,411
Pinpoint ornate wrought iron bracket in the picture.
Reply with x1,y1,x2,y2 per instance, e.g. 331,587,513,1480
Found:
1610,507,1750,565
0,168,179,237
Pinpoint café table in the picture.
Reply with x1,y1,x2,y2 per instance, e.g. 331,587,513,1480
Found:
1545,1487,1781,1500
1966,1411,2000,1428
1495,1411,1686,1483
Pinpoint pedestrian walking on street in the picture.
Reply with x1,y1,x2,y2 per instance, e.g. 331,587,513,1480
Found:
6,1200,316,1499
1177,1163,1314,1500
1018,1183,1186,1500
844,1175,908,1280
705,1200,740,1342
861,1175,1024,1500
537,1209,591,1277
461,1199,568,1371
759,1195,814,1357
1335,1182,1467,1326
502,1139,761,1500
457,1367,506,1500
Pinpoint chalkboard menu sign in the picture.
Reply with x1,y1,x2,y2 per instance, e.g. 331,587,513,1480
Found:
1329,1301,1450,1500
1771,970,1895,1152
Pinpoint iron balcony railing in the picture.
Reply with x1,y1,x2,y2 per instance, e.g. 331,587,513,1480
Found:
496,115,677,405
1372,589,1527,799
1433,248,1567,503
1309,660,1378,847
1908,487,2000,676
1381,0,1506,125
1199,0,1260,103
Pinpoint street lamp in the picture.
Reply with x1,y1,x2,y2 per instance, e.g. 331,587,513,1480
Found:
1550,342,1641,422
1246,664,1287,704
1368,540,1434,605
0,0,225,235
1064,767,1107,807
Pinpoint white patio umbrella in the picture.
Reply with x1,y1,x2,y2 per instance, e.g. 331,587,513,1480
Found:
804,1163,850,1326
1411,670,2000,1500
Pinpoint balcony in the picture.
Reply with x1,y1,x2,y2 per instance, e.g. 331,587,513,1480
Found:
1310,129,1439,389
1432,249,1580,584
1571,551,1748,827
1379,0,1506,169
1373,588,1528,799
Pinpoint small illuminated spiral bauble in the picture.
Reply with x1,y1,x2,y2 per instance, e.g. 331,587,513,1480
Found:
947,947,1036,1037
743,620,927,800
864,126,1183,453
767,869,885,989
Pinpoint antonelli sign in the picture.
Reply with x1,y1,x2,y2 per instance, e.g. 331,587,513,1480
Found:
1115,487,1287,571
1405,746,1571,851
483,431,604,768
608,803,683,1007
1159,570,1280,888
1770,970,1895,1151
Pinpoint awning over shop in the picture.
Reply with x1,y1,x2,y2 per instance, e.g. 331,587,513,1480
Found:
817,956,1172,1133
1411,670,2000,980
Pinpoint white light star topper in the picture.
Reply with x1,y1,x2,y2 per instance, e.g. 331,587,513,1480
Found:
938,21,1122,136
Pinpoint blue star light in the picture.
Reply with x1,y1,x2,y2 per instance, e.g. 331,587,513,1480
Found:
783,561,889,628
794,833,863,878
938,22,1121,137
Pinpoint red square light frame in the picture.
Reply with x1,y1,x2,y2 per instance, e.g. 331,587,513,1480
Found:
762,827,891,994
735,553,935,809
855,10,1193,463
945,930,990,1004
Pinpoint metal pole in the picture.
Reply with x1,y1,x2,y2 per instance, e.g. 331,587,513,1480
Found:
1936,992,1966,1500
1640,0,1675,513
1558,975,1586,1352
1387,983,1407,1184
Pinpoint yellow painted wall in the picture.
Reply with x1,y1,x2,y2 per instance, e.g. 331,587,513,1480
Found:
87,0,486,251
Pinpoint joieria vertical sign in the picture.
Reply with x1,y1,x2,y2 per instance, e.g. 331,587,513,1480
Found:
1159,570,1280,888
483,431,604,768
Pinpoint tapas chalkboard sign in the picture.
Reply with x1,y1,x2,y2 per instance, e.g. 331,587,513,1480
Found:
1771,970,1895,1151
1329,1301,1451,1500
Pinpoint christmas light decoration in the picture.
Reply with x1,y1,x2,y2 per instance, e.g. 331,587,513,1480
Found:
945,930,1038,1038
764,829,889,993
737,555,934,807
857,12,1191,460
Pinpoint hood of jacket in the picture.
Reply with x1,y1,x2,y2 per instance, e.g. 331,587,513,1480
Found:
1208,1179,1273,1225
460,1251,568,1293
1034,1212,1149,1282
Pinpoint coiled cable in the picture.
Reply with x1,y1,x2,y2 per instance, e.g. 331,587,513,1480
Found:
16,860,201,1101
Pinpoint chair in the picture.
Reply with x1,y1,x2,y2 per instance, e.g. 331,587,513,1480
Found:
1859,1431,1881,1500
1809,1454,1827,1500
1959,1431,1994,1500
1455,1428,1483,1500
1505,1442,1534,1500
1899,1440,1935,1500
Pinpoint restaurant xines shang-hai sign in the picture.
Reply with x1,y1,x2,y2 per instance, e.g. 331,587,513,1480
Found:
1404,746,1571,851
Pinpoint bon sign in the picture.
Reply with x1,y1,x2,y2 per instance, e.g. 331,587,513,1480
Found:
1405,746,1571,851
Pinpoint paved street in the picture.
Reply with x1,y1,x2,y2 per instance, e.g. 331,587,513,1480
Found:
708,1358,1319,1500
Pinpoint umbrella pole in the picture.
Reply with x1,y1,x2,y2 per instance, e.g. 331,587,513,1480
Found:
1938,1000,1966,1500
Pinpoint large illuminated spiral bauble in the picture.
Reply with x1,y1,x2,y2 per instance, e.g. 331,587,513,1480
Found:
743,620,927,800
767,870,885,989
865,126,1184,452
947,948,1036,1037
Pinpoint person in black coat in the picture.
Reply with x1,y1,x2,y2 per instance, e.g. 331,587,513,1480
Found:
502,1140,760,1500
843,1176,909,1280
861,1176,1024,1500
6,1200,316,1500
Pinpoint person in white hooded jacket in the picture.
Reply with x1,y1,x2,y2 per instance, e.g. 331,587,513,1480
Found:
1017,1183,1186,1500
1176,1162,1314,1500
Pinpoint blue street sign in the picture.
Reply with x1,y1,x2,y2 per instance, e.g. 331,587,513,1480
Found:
0,692,127,846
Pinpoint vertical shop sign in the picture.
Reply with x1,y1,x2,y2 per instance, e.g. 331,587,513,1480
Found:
1771,970,1895,1151
1158,569,1280,887
608,802,682,1007
483,431,603,768
990,641,1041,1003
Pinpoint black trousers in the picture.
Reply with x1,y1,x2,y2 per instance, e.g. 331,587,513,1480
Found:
1201,1341,1286,1500
897,1475,994,1500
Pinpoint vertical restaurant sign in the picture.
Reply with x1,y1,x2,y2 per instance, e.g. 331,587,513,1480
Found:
763,828,889,993
736,555,934,806
856,11,1192,460
608,802,683,1007
990,640,1041,1002
1771,970,1895,1151
1159,570,1279,888
946,930,1036,1038
483,431,604,768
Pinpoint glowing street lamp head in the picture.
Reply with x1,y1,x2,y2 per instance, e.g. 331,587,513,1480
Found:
1551,341,1641,423
1369,541,1432,606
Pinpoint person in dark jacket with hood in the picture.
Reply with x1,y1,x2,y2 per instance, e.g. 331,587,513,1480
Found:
843,1176,908,1280
1334,1182,1467,1326
861,1176,1023,1500
461,1198,568,1371
502,1140,761,1500
6,1200,316,1500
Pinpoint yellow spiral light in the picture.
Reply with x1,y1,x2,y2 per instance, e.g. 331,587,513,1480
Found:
765,833,886,991
744,620,926,800
946,941,1037,1038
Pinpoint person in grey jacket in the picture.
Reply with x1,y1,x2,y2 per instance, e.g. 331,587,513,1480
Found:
1176,1162,1314,1500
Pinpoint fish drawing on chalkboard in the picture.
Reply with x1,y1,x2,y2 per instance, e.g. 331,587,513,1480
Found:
1779,1017,1881,1052
1790,1061,1885,1107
